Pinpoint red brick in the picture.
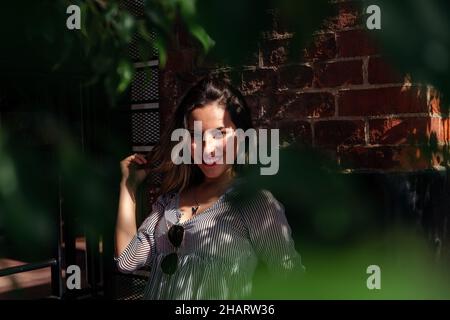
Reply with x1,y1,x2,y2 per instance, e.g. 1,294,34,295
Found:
261,38,290,67
242,49,260,67
315,120,365,147
241,69,278,95
428,87,450,115
428,117,450,144
243,95,263,121
272,92,335,119
164,49,195,73
339,146,434,171
324,1,364,31
253,118,271,130
336,29,379,57
278,64,313,89
442,118,450,143
313,147,340,164
277,120,312,146
368,57,406,84
303,33,337,61
430,88,441,114
313,59,363,87
266,9,293,35
338,86,428,116
244,95,274,124
369,118,434,145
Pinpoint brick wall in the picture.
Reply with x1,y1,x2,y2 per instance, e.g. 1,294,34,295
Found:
159,1,449,172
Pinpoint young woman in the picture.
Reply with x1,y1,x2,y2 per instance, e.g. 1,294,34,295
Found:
115,76,303,299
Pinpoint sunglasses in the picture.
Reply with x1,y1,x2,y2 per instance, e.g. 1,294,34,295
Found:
161,224,185,275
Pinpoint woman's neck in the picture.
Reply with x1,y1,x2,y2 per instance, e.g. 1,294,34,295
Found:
200,168,235,193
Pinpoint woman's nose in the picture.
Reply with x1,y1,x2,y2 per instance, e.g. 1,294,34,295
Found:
202,134,219,155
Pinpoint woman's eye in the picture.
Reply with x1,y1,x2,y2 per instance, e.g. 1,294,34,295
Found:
190,130,229,140
190,132,202,139
214,131,226,139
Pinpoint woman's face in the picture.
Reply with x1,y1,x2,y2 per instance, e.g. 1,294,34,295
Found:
187,101,237,180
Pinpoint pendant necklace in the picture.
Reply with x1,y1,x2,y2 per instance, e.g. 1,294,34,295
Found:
191,188,200,216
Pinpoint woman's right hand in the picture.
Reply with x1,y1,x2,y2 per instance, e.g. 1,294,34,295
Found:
120,153,150,191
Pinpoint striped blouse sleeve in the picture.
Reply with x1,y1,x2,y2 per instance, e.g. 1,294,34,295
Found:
115,194,165,273
239,189,304,275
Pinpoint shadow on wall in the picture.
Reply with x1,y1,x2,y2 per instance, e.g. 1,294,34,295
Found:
230,144,450,299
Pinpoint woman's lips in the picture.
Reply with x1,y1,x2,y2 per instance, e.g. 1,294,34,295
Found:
204,162,217,167
203,157,221,166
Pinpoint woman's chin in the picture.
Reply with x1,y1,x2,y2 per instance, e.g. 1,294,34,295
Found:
198,164,228,179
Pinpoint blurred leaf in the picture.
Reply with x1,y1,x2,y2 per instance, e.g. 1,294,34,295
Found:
117,59,134,93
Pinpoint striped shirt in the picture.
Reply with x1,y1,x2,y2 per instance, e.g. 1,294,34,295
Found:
115,182,303,299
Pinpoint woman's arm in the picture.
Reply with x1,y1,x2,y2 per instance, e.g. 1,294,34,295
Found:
115,180,138,257
114,153,153,272
239,190,304,275
115,194,164,273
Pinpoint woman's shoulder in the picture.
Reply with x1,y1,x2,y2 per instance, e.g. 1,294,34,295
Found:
248,189,283,211
139,191,177,233
228,186,284,216
227,187,290,236
152,190,177,208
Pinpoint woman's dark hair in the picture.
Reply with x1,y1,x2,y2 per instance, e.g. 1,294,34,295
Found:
146,75,254,194
175,76,253,132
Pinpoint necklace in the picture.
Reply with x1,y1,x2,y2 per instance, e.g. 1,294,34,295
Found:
191,188,200,216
